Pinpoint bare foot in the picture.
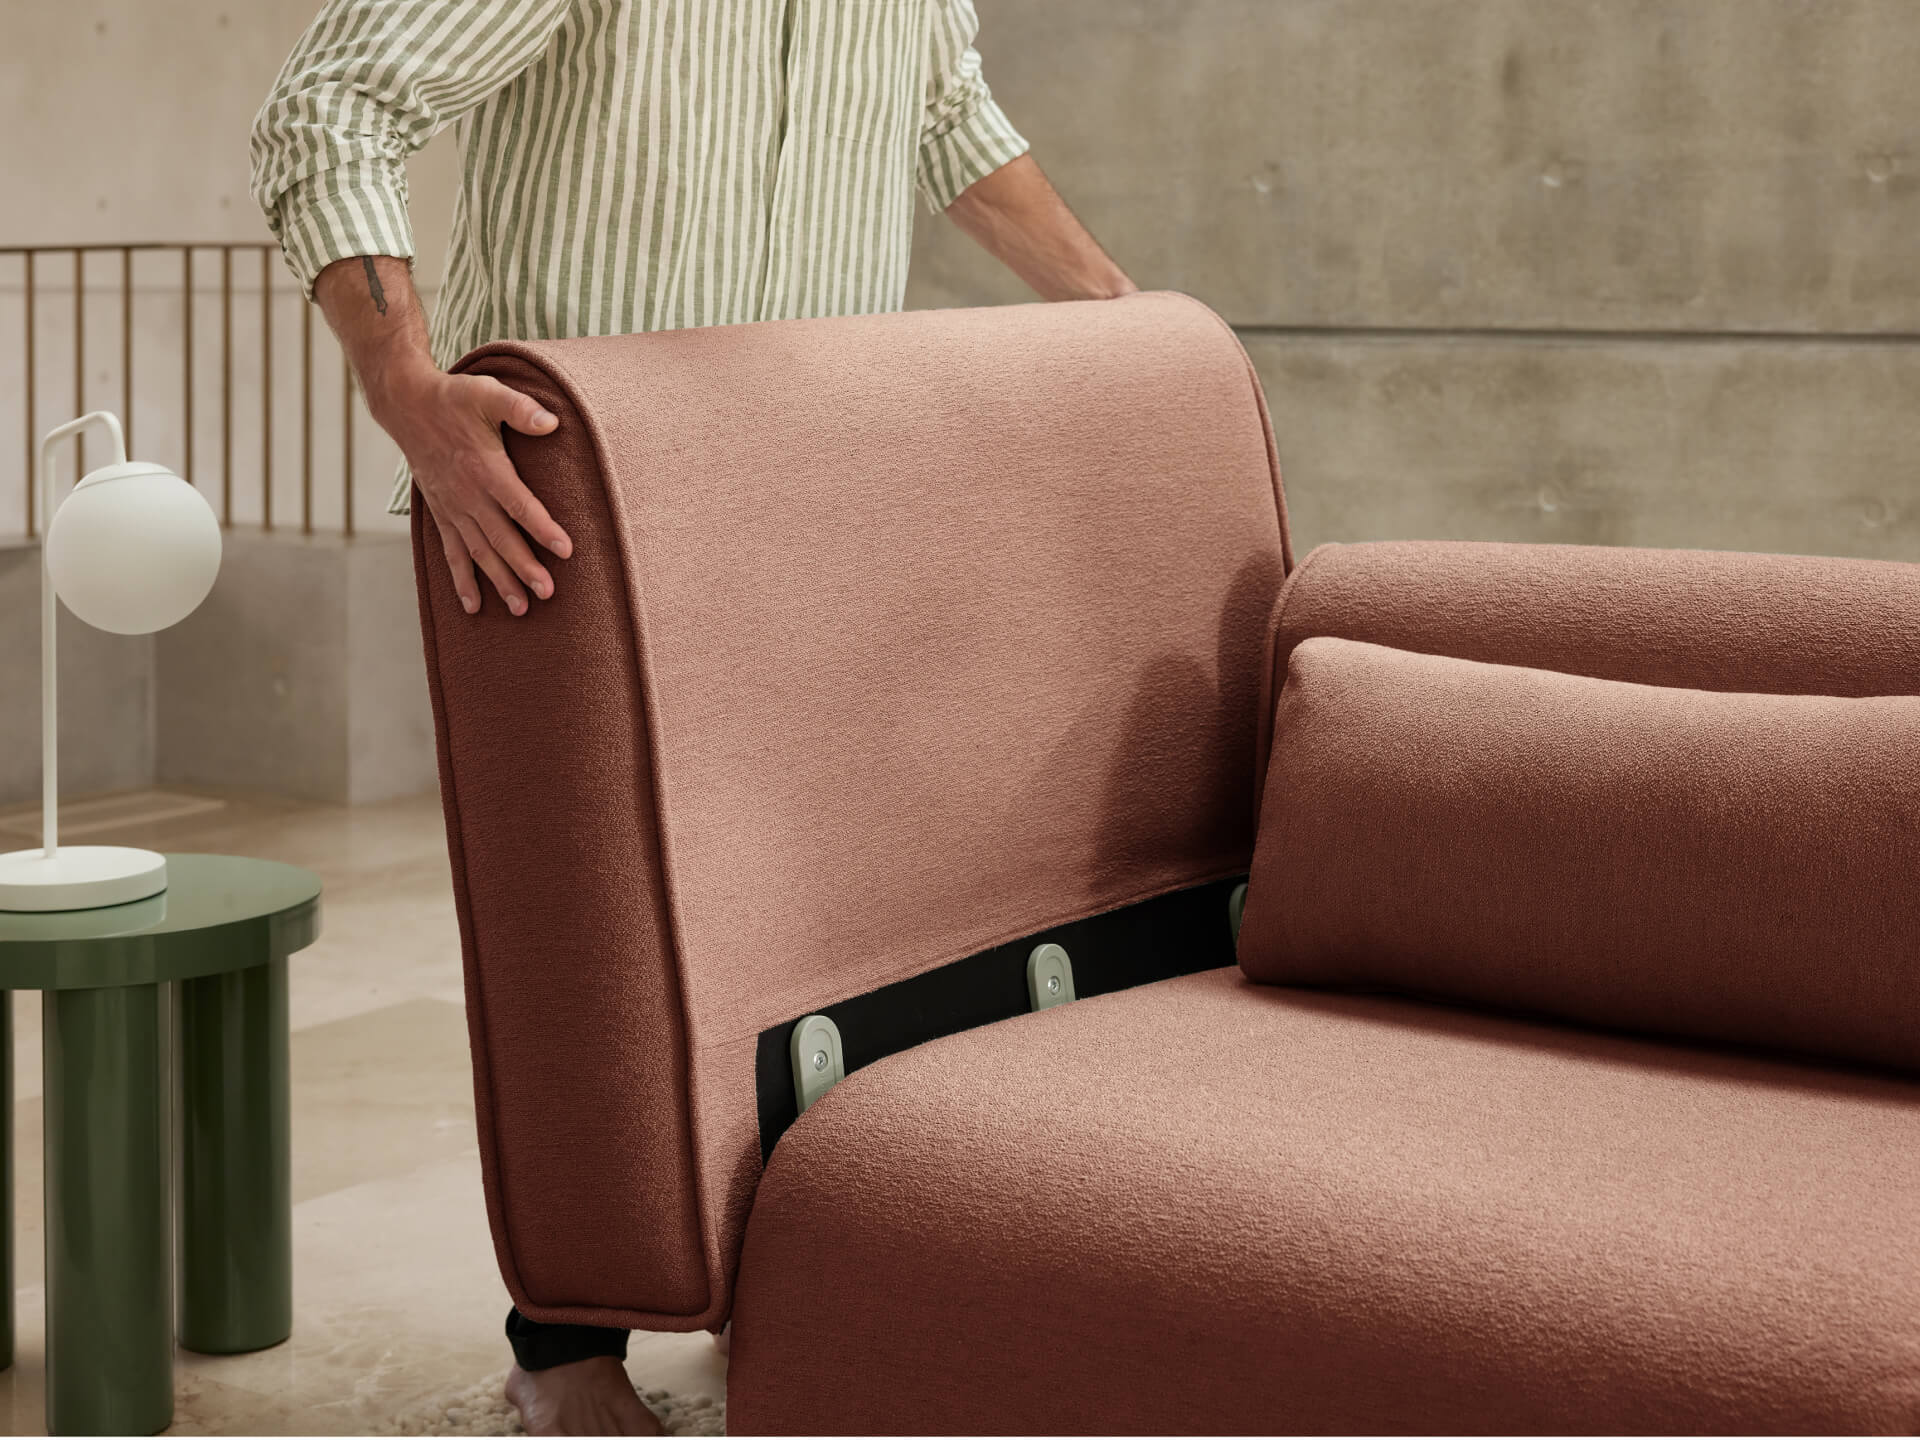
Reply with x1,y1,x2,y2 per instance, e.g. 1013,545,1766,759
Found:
505,1356,664,1436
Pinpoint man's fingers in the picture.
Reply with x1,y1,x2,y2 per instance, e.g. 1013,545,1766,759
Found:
478,376,560,437
455,515,531,617
483,451,573,561
414,371,573,615
433,511,482,615
471,381,574,560
474,494,555,601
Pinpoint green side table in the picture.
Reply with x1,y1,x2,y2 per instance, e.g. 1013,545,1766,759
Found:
0,853,321,1436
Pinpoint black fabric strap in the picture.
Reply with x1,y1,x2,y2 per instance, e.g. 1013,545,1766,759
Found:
754,876,1244,1160
504,1306,631,1370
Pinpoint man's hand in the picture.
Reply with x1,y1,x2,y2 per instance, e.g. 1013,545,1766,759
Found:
373,366,570,616
312,254,571,616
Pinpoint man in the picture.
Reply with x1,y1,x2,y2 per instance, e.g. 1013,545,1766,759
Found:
252,1,1135,1432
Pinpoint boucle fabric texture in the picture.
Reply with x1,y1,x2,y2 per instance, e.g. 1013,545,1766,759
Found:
1241,638,1920,1074
412,294,1291,1329
1257,540,1920,795
728,967,1920,1433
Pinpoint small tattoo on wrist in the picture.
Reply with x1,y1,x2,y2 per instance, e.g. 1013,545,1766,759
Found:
362,257,388,316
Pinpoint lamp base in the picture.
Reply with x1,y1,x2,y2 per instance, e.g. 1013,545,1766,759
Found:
0,846,168,912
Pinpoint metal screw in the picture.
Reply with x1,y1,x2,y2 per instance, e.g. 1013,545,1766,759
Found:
812,1049,829,1072
1046,975,1062,995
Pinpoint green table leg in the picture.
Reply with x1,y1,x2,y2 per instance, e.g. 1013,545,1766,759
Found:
176,956,291,1354
43,983,173,1436
2,989,12,1374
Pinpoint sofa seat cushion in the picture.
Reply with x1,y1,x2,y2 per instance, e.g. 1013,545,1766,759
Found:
727,967,1920,1434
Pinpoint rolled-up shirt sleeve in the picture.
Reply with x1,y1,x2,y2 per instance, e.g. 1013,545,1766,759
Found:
249,0,570,297
917,0,1030,213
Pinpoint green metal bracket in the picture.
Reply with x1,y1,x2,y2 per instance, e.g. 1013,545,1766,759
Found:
790,1014,845,1116
1027,943,1076,1011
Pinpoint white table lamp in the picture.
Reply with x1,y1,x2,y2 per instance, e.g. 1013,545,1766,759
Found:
0,411,221,911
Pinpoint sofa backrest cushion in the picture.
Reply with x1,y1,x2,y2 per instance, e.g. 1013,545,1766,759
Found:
1240,637,1920,1074
1258,541,1920,794
414,294,1292,1331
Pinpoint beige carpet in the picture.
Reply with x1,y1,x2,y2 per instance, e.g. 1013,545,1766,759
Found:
382,1371,725,1436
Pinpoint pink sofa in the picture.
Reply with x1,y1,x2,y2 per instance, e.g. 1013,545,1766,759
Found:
414,293,1920,1432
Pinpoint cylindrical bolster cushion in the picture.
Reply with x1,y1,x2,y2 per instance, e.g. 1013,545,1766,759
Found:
1239,637,1920,1075
1257,542,1920,796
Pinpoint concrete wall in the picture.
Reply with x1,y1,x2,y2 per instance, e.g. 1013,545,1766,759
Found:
346,535,440,805
908,0,1920,561
0,549,152,803
0,533,434,809
156,533,435,805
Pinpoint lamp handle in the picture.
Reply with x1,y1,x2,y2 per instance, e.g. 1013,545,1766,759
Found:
34,411,129,857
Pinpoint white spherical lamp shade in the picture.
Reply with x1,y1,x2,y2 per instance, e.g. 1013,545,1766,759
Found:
46,461,221,634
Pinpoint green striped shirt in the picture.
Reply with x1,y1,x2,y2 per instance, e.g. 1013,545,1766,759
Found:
249,0,1029,514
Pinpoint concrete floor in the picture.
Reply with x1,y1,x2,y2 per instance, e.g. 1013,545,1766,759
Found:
0,789,728,1435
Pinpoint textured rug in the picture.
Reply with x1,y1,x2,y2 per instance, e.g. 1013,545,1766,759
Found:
381,1370,725,1436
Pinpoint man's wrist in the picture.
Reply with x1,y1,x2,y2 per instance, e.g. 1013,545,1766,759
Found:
1063,262,1138,303
361,356,444,430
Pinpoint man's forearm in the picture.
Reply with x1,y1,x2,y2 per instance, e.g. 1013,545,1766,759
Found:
310,251,569,618
312,254,439,423
946,153,1136,302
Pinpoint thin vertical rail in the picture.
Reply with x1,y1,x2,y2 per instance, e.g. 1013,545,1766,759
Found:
23,252,34,536
342,367,356,537
261,248,273,531
301,295,312,534
4,242,357,540
221,246,232,525
73,250,84,479
182,248,194,486
121,247,133,456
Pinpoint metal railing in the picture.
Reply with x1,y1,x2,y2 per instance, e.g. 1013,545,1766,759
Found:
4,242,364,540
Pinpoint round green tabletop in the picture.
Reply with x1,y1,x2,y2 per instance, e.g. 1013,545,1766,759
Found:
0,853,322,990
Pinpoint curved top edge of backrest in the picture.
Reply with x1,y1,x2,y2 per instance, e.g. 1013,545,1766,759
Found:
453,291,1292,573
